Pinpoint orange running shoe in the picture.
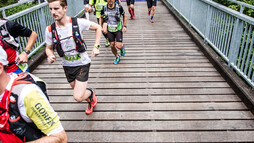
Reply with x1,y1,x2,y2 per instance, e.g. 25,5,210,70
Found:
85,103,93,115
85,88,97,115
89,88,97,107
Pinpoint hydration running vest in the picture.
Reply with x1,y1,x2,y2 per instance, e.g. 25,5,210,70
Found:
0,73,48,142
50,17,87,57
0,18,19,50
103,4,122,32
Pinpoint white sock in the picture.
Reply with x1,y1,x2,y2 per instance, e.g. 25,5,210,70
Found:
85,12,89,20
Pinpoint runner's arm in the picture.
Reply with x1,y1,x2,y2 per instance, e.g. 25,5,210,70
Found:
122,13,127,32
45,44,56,63
45,27,56,63
16,31,37,63
89,22,101,57
99,16,107,34
89,22,101,46
27,130,67,143
6,20,37,63
121,6,127,28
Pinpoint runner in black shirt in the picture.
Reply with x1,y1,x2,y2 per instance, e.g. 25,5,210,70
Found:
100,0,127,64
0,18,37,73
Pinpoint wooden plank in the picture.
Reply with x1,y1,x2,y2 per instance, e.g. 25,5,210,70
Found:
35,72,221,78
40,59,211,65
41,77,225,83
62,120,254,131
33,67,217,74
42,57,209,62
49,95,241,103
40,55,207,61
66,131,254,142
58,111,254,120
47,82,230,89
47,88,235,95
36,63,214,69
51,102,248,111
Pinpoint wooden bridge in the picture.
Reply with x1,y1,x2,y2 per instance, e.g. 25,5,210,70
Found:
32,1,254,142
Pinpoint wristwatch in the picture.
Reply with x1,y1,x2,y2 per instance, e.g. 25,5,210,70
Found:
94,44,100,49
24,49,30,55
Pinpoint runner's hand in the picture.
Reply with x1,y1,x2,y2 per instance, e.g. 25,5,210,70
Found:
47,55,56,63
88,6,94,13
92,47,100,58
16,52,28,63
122,27,127,32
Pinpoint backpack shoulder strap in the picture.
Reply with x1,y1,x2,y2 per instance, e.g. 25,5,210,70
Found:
0,75,29,133
14,73,49,100
71,17,87,52
50,22,65,57
13,74,33,86
71,17,80,37
105,4,108,12
50,22,58,42
116,4,120,15
0,38,8,50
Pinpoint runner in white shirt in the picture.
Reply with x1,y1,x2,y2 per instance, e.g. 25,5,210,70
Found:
45,18,92,67
45,0,101,115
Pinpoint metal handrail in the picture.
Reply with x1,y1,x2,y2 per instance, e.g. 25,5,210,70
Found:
227,0,254,13
0,0,35,18
166,0,254,87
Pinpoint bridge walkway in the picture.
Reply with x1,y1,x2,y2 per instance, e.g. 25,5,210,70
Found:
32,1,254,142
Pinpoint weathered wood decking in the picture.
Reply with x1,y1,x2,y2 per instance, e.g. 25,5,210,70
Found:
32,1,254,142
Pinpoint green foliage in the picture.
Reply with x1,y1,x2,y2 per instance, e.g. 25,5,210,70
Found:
213,0,254,17
0,1,37,18
5,3,37,17
0,0,18,8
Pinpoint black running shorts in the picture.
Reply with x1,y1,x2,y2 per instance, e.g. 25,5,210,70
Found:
147,0,157,8
63,63,90,83
107,30,123,43
127,0,135,5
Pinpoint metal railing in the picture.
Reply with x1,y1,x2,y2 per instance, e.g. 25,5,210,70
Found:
166,0,254,87
228,0,254,13
0,0,36,18
3,0,84,58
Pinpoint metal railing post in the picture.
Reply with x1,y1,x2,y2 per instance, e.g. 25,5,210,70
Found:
228,17,239,67
2,10,6,18
232,20,244,65
204,5,212,42
39,6,47,42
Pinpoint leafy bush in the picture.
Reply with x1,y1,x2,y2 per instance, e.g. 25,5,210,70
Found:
0,0,17,8
213,0,254,17
0,0,37,18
